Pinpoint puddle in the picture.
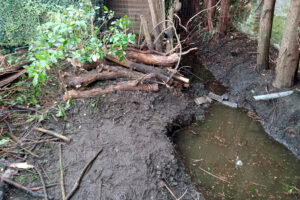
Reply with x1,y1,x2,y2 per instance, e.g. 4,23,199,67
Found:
182,54,227,95
175,104,300,200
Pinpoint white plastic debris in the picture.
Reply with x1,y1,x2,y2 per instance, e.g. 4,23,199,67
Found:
235,156,243,167
9,162,34,169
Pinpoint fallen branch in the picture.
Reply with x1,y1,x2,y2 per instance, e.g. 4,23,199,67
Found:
0,69,26,88
65,148,103,200
126,50,179,67
0,61,31,76
59,144,66,200
127,47,167,56
0,174,44,198
34,128,71,143
35,164,48,200
64,65,143,88
105,54,170,83
5,120,40,158
253,91,294,101
126,48,197,67
163,179,187,200
63,80,159,101
106,53,189,84
30,183,57,191
198,167,230,183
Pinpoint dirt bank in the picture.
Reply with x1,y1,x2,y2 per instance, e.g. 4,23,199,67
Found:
196,31,300,158
7,86,204,200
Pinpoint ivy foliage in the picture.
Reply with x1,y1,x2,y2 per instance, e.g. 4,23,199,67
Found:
0,0,104,47
25,3,136,86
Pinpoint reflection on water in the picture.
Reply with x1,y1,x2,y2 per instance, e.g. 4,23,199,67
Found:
175,104,300,200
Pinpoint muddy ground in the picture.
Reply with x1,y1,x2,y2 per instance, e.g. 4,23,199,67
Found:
8,86,204,200
7,31,300,200
196,31,300,158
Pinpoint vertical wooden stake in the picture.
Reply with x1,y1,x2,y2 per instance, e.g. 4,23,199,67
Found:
166,5,174,51
148,0,163,52
140,15,154,50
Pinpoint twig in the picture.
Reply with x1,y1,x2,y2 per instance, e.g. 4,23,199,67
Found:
34,127,71,143
35,164,48,200
0,174,44,198
163,179,187,200
174,14,188,32
198,167,230,183
12,105,42,114
4,120,40,158
65,148,103,200
186,0,222,29
59,144,66,200
30,183,58,191
4,120,19,143
181,48,198,56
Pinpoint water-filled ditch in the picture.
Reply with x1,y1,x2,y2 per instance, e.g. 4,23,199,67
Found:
175,104,300,199
175,54,300,199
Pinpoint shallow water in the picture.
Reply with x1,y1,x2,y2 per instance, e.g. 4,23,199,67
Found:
175,104,300,200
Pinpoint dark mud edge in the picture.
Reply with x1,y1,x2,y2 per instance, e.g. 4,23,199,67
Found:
196,31,300,159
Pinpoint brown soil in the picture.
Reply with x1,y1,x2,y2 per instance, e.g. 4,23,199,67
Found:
7,86,204,200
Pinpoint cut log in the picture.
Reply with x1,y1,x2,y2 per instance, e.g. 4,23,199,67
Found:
105,54,189,84
64,66,143,88
63,80,159,101
0,69,26,88
105,54,170,83
126,50,179,67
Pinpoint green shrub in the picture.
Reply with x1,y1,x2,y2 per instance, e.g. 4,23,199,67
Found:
25,4,135,86
0,0,104,47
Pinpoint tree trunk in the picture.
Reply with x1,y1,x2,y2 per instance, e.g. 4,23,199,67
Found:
257,0,276,72
217,0,231,38
273,0,300,88
206,0,217,32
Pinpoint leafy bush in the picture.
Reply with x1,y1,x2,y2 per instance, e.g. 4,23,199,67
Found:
0,0,103,47
0,0,51,46
25,4,136,86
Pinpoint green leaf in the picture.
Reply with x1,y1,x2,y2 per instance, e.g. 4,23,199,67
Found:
33,75,39,86
35,54,45,60
0,139,9,146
